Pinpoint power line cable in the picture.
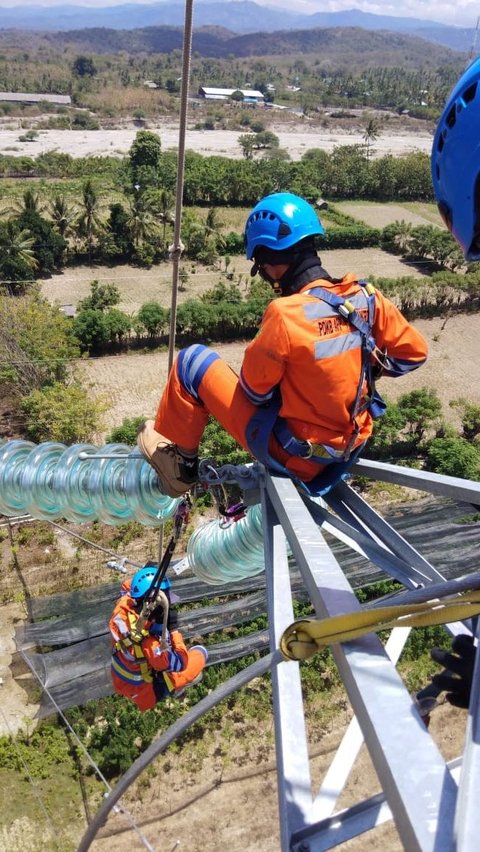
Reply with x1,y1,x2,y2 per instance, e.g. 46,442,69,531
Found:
17,646,157,852
45,518,144,568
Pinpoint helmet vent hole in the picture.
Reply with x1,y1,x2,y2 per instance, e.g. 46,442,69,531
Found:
446,105,456,129
468,172,480,259
463,82,477,104
437,135,444,153
277,223,292,238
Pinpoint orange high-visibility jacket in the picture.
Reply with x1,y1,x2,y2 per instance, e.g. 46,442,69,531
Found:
239,274,428,452
109,594,188,708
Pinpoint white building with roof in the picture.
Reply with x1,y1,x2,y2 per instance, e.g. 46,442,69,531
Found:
198,87,264,104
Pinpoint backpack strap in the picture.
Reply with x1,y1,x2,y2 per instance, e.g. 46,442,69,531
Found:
307,280,386,459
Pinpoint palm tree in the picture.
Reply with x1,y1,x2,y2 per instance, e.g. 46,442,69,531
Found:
362,117,381,160
49,194,76,240
205,207,225,252
393,220,412,254
76,180,104,262
11,188,44,217
0,219,38,291
125,193,158,248
0,220,37,266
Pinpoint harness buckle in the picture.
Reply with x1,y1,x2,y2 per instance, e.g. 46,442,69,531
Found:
304,441,314,459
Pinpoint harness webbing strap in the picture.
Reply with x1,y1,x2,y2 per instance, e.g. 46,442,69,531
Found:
280,588,480,662
307,280,385,460
115,611,153,683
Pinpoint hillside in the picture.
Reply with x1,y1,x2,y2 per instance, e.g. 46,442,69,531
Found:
36,24,467,69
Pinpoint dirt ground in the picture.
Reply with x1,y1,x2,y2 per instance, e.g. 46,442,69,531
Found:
84,698,467,852
0,602,39,737
0,117,434,162
40,246,428,315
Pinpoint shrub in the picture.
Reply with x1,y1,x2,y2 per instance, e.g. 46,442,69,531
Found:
22,382,105,443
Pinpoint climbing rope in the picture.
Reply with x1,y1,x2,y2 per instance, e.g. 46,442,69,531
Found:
167,0,194,370
280,574,480,662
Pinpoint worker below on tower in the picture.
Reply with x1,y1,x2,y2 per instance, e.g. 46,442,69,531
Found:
137,192,428,498
109,564,207,711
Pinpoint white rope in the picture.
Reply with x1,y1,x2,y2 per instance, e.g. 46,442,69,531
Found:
167,0,194,372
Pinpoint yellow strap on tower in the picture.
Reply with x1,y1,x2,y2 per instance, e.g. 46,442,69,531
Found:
280,589,480,662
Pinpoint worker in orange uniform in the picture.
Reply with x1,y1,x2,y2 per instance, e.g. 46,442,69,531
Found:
137,192,428,498
109,564,207,711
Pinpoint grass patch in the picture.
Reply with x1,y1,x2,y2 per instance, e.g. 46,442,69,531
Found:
0,763,88,850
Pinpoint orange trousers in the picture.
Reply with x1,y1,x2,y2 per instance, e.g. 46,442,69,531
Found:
111,646,207,712
154,348,326,482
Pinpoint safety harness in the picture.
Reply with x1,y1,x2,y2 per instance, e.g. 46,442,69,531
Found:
245,279,386,497
113,611,155,683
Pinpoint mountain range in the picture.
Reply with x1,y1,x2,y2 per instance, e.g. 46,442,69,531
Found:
0,3,476,54
34,24,463,72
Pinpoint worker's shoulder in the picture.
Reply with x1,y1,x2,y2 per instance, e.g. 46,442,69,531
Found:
111,594,133,617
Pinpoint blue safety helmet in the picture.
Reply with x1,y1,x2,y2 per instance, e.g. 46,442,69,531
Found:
130,564,172,600
244,192,325,260
431,57,480,261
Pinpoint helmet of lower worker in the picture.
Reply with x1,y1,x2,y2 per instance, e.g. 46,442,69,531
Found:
130,564,172,600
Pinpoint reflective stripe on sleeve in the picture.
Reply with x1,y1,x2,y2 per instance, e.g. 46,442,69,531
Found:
239,370,275,404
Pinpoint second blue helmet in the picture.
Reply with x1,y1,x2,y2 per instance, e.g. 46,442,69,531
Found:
431,56,480,261
244,192,325,260
130,565,172,600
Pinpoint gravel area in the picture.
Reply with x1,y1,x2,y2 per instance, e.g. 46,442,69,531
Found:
0,120,434,162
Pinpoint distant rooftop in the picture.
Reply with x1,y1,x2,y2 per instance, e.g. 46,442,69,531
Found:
198,87,264,101
0,92,72,105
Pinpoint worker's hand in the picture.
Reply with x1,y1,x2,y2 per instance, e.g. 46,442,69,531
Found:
167,608,179,630
430,634,476,709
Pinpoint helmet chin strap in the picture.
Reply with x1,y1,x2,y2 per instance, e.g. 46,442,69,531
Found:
250,261,282,290
250,240,330,296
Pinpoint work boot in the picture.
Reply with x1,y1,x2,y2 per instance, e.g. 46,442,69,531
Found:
173,673,204,699
137,420,198,498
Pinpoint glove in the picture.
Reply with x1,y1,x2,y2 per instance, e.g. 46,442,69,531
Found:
167,608,179,631
430,634,476,709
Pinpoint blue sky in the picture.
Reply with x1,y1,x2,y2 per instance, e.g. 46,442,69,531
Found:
0,0,478,28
